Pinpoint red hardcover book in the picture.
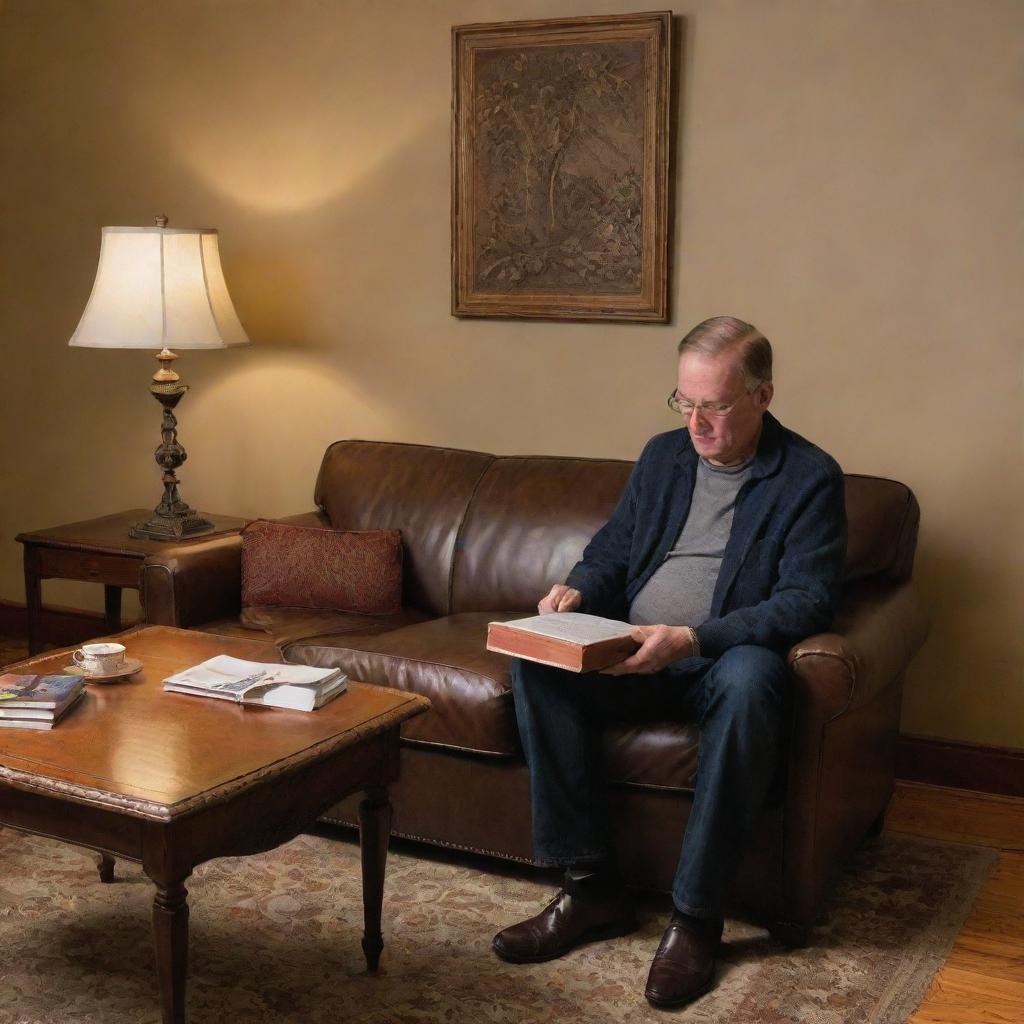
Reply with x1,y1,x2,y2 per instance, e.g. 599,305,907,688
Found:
486,613,640,673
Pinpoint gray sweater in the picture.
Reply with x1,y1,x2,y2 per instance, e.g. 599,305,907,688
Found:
628,456,753,627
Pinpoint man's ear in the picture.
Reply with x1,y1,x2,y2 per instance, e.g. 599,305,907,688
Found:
757,381,774,411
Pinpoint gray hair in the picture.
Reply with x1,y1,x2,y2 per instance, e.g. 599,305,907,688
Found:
677,316,773,388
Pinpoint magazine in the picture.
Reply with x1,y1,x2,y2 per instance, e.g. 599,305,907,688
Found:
162,656,347,712
0,689,85,730
0,674,84,713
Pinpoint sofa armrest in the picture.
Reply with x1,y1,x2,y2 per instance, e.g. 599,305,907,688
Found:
141,534,244,628
781,580,929,925
787,580,930,721
274,511,331,528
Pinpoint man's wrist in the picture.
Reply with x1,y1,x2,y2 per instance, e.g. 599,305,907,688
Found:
686,626,701,658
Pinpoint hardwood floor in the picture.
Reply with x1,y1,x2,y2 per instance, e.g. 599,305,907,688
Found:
888,781,1024,1023
1,633,1020,1021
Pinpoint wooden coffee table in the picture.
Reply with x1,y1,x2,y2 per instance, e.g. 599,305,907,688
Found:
0,625,428,1024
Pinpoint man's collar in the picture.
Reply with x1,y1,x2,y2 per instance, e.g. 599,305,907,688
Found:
674,412,784,479
749,412,784,478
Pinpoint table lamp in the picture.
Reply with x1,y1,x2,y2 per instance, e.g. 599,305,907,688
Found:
68,216,250,540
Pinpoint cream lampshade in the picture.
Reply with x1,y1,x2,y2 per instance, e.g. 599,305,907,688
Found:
69,216,250,540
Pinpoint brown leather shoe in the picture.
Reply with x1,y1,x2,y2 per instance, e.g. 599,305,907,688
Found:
644,913,724,1008
493,886,638,964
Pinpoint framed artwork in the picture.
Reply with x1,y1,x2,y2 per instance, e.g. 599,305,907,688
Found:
452,11,672,322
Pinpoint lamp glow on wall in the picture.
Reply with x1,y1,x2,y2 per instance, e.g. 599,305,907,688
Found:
69,216,250,540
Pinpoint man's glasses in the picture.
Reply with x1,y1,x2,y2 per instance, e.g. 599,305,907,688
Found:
666,386,758,418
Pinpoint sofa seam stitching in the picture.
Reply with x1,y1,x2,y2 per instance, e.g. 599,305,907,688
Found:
446,456,497,615
789,648,856,721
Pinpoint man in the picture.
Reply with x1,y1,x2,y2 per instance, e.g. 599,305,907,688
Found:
492,316,847,1007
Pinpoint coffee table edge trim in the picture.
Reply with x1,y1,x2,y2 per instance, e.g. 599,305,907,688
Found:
0,696,428,822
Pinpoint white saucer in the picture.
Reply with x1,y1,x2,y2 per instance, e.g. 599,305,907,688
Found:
63,657,144,683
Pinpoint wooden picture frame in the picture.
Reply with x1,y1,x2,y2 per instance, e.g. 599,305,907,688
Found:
452,12,672,322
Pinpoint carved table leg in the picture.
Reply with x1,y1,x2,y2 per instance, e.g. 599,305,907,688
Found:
23,545,42,655
359,786,392,971
152,880,190,1024
103,584,123,633
96,852,116,883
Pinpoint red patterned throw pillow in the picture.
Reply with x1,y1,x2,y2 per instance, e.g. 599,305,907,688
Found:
241,520,402,614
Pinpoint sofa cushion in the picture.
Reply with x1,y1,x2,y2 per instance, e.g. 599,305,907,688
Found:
284,612,520,757
313,440,494,616
241,520,403,614
450,455,633,613
844,475,919,583
603,720,700,791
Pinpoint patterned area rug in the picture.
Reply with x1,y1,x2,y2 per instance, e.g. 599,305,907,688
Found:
0,826,995,1024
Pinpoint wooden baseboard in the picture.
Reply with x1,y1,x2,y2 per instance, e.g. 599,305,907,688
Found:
0,598,108,648
895,734,1024,800
1,599,1021,795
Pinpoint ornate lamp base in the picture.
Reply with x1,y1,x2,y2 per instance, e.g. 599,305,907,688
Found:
130,347,216,542
129,508,215,541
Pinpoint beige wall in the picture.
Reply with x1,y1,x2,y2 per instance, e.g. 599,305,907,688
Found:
1,0,1021,747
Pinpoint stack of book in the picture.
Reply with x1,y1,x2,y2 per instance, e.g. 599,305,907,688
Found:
0,673,86,730
163,655,348,712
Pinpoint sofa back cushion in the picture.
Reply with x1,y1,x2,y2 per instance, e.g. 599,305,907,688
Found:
312,441,921,617
313,440,493,616
451,455,634,613
843,474,920,584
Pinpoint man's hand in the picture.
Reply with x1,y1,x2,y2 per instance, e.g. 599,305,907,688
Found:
538,584,583,614
601,624,694,676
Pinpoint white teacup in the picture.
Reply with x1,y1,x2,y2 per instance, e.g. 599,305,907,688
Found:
73,642,127,676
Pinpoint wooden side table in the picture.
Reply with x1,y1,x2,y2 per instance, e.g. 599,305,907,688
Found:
16,510,248,654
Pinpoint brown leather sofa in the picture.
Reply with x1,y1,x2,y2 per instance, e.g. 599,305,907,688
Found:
142,439,929,943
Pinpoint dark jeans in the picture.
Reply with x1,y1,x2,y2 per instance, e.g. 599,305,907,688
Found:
510,645,790,919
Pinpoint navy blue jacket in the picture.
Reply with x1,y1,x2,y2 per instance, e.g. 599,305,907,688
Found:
565,413,847,663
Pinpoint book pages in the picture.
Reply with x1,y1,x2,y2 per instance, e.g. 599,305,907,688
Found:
497,613,635,644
